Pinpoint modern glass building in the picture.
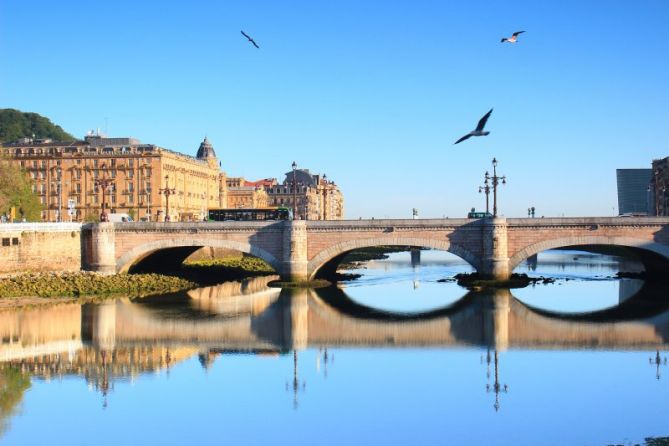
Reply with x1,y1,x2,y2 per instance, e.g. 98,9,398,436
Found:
616,168,652,215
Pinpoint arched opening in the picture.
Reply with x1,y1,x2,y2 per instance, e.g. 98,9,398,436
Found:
309,238,479,279
310,240,477,314
118,239,280,286
510,237,669,314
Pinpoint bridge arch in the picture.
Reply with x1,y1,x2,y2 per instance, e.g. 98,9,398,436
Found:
307,237,479,279
116,238,281,273
508,236,669,272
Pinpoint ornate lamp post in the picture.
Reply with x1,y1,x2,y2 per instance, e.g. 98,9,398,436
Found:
94,169,114,222
479,174,491,215
484,158,506,217
57,167,62,222
146,186,152,221
292,161,298,220
159,175,176,222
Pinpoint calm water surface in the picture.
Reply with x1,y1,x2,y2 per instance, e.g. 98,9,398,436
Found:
1,250,668,445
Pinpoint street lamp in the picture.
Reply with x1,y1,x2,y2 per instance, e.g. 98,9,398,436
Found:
527,206,535,218
159,175,176,222
484,158,506,217
292,161,298,220
479,174,491,215
57,167,62,222
94,167,114,222
146,186,152,221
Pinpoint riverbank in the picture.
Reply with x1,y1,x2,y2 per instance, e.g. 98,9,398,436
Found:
0,272,196,300
0,255,277,309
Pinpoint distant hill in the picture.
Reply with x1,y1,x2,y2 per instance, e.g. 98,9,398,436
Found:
0,109,75,144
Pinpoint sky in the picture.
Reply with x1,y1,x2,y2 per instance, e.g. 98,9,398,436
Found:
1,0,668,219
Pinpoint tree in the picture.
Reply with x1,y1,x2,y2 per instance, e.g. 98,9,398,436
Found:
0,159,42,221
0,109,75,143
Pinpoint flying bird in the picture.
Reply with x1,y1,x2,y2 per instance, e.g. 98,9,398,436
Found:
241,30,259,48
454,109,493,145
501,31,525,43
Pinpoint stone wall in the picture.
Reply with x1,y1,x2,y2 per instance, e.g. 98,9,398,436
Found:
0,223,82,274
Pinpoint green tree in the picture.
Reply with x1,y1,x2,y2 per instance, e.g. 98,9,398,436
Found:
0,159,42,221
0,109,75,143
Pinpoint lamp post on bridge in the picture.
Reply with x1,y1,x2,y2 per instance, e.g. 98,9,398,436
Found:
485,158,506,217
94,167,114,222
527,206,535,218
159,175,176,222
479,175,491,215
292,161,298,220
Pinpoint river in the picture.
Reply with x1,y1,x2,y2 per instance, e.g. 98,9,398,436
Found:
1,249,668,445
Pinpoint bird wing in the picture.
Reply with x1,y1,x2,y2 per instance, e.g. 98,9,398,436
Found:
241,30,251,40
475,108,493,132
500,38,508,43
251,39,259,48
512,31,525,37
454,133,472,145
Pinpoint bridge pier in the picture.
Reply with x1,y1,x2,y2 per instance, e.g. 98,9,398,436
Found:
281,221,309,281
88,223,117,274
480,218,510,280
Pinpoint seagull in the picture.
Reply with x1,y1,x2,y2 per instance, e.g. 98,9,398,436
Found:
241,30,259,48
454,108,493,144
501,31,525,43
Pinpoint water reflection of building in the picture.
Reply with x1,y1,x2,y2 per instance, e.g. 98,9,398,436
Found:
2,282,669,411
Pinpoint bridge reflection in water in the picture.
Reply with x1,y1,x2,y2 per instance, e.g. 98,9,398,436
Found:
2,275,669,420
2,275,669,361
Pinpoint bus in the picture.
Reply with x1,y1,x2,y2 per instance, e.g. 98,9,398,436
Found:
208,207,292,222
467,210,493,219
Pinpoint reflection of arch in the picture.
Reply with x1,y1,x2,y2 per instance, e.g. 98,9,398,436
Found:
116,238,280,273
311,286,475,321
308,237,478,279
509,236,669,271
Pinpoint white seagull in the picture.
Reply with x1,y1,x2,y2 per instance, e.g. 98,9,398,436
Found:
501,31,525,43
454,109,493,145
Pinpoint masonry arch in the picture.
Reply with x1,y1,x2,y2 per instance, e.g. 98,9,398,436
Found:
116,238,281,274
308,237,479,279
508,236,669,273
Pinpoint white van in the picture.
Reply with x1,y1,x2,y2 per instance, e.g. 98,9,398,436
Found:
107,213,134,223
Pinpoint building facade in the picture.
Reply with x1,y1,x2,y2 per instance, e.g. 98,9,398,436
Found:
650,158,669,216
1,134,227,222
266,169,344,220
225,177,275,209
616,168,652,215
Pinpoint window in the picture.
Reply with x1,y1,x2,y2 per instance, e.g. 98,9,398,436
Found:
128,170,133,179
2,238,9,247
128,195,134,204
129,159,134,168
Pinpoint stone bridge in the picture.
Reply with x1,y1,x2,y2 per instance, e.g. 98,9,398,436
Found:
85,217,669,280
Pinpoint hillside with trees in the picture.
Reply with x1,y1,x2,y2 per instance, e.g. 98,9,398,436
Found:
0,108,75,143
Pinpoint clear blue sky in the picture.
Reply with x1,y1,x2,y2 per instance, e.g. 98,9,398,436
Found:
1,0,667,218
